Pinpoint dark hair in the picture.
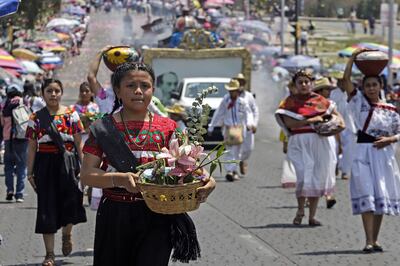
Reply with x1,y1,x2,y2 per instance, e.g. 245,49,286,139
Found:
41,79,63,94
156,71,178,87
362,75,383,87
110,62,155,114
79,81,90,90
292,69,314,83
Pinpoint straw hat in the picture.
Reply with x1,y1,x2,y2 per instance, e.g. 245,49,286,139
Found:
165,104,185,114
313,77,335,91
225,79,240,91
235,73,245,80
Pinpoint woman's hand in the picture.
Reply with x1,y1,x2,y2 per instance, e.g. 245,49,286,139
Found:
373,136,396,149
196,176,216,203
118,172,140,193
306,115,324,124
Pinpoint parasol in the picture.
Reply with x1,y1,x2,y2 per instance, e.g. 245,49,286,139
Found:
12,48,39,61
0,0,20,18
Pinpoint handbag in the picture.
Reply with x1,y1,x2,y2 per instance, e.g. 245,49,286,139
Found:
224,125,244,145
36,108,80,186
224,104,244,145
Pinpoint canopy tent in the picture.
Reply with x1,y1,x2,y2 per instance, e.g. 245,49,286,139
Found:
0,0,20,18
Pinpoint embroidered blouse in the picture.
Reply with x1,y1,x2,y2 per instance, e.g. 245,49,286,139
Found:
25,107,84,145
83,114,177,194
349,90,400,138
71,102,100,116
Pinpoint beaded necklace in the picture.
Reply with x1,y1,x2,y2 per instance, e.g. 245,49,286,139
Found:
120,109,153,149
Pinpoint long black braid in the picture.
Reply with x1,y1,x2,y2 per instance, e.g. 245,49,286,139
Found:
110,62,155,114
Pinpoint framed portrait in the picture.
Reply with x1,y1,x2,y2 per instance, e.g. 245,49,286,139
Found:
143,48,252,104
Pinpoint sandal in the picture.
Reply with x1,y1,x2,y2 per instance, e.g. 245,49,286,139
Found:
308,218,322,226
363,244,374,253
293,212,305,225
42,252,55,266
62,234,73,256
373,243,383,252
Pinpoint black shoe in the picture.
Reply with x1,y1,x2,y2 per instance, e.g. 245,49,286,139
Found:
225,173,234,182
363,244,374,253
373,244,383,252
326,198,337,209
6,193,14,202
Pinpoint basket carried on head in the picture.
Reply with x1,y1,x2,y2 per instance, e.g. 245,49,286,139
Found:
137,181,203,214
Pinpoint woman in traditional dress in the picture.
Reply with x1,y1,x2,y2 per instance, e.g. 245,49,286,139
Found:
80,62,216,265
26,79,87,266
343,49,400,253
275,70,345,226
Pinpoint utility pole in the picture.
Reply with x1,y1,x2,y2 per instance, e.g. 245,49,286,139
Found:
280,0,285,55
294,0,300,55
388,0,395,88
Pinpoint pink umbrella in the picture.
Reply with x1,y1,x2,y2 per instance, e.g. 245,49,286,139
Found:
0,48,24,70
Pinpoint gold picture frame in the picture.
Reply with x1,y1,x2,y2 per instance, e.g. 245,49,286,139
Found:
143,47,252,91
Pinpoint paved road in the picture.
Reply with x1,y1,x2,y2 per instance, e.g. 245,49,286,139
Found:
1,9,400,266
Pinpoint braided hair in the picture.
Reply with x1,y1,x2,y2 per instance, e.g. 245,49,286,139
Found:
110,62,155,114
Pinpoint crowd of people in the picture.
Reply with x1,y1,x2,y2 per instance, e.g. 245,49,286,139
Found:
275,48,400,253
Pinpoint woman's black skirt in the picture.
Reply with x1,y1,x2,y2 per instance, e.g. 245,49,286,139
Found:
93,199,172,266
34,152,87,234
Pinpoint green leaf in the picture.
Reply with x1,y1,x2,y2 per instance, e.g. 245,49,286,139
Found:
209,161,217,176
217,144,225,158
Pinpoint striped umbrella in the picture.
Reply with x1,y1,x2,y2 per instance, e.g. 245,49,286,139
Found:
0,48,24,70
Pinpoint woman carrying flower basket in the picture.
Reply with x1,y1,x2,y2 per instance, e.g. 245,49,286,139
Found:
80,62,216,265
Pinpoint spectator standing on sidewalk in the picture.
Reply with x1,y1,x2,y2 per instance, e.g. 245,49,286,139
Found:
368,15,375,35
25,79,87,266
349,7,357,34
1,84,28,202
234,73,258,176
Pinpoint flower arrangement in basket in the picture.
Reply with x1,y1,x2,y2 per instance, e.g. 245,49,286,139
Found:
80,111,103,129
136,87,234,214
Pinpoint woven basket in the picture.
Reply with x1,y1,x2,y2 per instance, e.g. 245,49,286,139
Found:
137,181,203,214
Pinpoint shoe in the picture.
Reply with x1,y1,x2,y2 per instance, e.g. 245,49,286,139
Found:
225,172,234,182
373,243,383,252
42,252,55,266
308,218,322,226
233,171,240,181
293,212,305,225
15,197,24,203
6,193,13,202
341,174,349,180
326,198,337,209
363,244,374,253
62,234,73,256
239,161,248,175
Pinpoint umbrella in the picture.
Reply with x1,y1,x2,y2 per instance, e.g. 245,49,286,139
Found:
12,48,39,61
40,64,57,71
237,20,272,34
205,0,234,7
64,5,86,16
46,18,80,29
39,56,63,65
0,48,24,70
280,55,321,70
19,60,43,74
0,0,20,18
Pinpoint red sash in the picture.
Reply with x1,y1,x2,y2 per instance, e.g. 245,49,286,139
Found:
279,93,331,118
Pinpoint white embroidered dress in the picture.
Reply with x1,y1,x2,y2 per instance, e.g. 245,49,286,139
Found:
275,100,337,198
349,91,400,215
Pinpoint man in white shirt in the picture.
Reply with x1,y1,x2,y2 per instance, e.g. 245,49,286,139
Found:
235,73,258,175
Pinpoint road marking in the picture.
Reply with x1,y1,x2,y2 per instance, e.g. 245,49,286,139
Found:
238,234,277,257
